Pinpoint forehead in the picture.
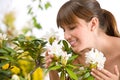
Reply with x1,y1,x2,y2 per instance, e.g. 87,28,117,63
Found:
61,17,87,29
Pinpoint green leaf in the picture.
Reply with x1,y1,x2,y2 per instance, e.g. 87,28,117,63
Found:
66,64,76,69
19,76,27,80
83,72,90,79
62,40,69,51
38,4,43,10
65,67,78,80
44,2,51,9
45,64,62,75
0,69,12,79
0,48,8,54
2,40,7,47
67,55,78,63
22,27,31,34
0,56,9,60
32,16,42,29
85,75,95,80
27,7,33,15
48,65,62,71
3,47,16,55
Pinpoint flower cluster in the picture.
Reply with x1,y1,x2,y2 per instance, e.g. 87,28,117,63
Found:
74,48,106,80
43,29,78,80
85,48,106,70
48,41,72,66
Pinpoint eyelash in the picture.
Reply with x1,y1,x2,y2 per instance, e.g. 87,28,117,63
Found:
62,26,76,32
69,26,75,30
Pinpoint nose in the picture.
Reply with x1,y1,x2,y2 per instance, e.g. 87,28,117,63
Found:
64,31,71,40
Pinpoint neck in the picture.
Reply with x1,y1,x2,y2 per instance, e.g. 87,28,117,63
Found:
95,33,120,56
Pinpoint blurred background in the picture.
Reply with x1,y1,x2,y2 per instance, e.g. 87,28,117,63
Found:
0,0,120,80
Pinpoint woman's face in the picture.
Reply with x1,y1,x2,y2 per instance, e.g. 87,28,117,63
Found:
62,18,95,53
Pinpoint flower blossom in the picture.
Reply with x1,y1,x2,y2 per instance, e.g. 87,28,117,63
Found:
85,48,106,70
0,33,8,40
42,28,60,41
11,74,20,80
44,28,72,66
47,41,71,65
47,41,63,56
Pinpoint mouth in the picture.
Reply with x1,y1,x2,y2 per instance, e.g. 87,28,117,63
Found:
69,40,77,47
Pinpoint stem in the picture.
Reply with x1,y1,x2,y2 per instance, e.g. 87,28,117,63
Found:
60,68,66,80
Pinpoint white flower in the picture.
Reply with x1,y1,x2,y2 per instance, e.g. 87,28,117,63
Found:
79,67,85,70
42,28,60,41
11,74,20,80
48,41,63,57
61,52,72,65
47,41,72,65
85,48,106,70
0,33,8,40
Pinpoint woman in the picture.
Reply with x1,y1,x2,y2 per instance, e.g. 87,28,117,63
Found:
45,0,120,80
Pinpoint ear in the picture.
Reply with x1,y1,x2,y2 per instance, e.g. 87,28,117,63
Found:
88,17,99,31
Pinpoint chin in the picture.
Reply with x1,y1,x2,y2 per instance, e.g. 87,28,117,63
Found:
72,47,90,54
72,48,81,53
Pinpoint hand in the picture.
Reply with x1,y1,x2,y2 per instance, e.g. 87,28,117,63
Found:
45,51,54,68
91,65,120,80
45,51,60,80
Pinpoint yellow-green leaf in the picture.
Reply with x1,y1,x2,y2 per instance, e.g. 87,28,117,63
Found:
65,67,78,80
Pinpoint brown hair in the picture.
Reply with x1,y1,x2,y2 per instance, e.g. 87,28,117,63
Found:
57,0,120,37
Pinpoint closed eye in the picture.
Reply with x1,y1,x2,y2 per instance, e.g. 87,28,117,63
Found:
69,24,77,30
69,27,75,30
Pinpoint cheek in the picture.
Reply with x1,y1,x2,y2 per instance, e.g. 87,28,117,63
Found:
76,29,89,40
78,27,92,40
76,31,93,49
78,31,93,44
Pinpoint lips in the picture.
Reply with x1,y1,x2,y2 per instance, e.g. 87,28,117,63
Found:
69,40,77,47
